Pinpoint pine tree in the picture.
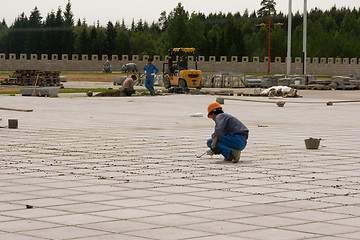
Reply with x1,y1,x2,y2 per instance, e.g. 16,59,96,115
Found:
106,21,116,56
257,0,277,18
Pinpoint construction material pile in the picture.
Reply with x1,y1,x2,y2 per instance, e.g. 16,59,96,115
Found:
202,73,246,88
329,76,360,90
1,70,61,87
260,86,300,97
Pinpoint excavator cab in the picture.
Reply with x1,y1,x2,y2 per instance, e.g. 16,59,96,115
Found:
163,48,202,89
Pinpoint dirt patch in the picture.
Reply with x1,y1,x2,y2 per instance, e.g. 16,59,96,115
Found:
0,86,19,92
62,73,126,82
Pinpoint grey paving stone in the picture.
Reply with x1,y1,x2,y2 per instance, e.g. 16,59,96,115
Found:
185,209,256,221
0,232,47,240
0,219,60,232
233,228,320,239
38,213,116,225
139,203,209,214
127,226,210,240
336,231,360,239
1,93,360,239
276,209,350,221
328,217,360,227
19,226,108,239
232,215,310,227
183,220,263,234
282,222,360,235
76,234,149,240
1,208,68,219
136,214,207,227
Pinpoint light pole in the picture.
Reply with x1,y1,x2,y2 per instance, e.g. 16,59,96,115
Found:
259,20,283,75
303,0,307,75
287,0,292,75
268,10,271,74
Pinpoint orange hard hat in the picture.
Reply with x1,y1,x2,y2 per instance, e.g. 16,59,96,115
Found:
207,102,222,118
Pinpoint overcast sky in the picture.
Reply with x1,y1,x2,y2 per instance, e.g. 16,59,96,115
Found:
3,0,359,26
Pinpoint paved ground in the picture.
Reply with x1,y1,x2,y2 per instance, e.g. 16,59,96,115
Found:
0,91,360,240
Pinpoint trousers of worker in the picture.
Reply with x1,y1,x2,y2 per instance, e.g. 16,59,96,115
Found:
145,76,155,94
207,133,247,159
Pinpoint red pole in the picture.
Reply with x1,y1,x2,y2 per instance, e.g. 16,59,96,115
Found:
268,10,271,74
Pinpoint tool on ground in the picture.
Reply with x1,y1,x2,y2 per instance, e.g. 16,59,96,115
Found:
0,107,33,112
32,73,40,96
196,149,214,158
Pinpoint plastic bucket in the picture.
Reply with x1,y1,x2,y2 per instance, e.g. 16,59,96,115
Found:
304,138,321,149
8,119,18,129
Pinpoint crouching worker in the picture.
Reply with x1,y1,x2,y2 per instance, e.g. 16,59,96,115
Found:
122,75,137,96
207,102,249,163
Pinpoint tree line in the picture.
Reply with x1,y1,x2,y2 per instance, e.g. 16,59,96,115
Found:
1,1,360,61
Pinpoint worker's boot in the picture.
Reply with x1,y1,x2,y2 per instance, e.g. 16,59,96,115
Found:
224,155,234,161
231,150,241,163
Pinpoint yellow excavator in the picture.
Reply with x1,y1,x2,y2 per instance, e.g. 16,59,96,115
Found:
163,48,202,89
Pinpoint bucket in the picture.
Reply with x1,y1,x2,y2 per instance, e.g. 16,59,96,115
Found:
8,119,18,129
216,97,224,104
277,101,285,107
304,137,321,149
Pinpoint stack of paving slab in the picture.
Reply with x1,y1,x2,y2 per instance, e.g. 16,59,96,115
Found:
329,76,360,90
1,70,61,97
201,73,245,88
8,70,61,86
245,75,262,87
260,75,284,88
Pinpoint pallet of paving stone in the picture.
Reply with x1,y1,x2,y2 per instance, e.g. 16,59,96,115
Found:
7,70,61,87
335,85,359,90
0,77,18,85
241,93,262,97
215,90,235,96
290,85,332,90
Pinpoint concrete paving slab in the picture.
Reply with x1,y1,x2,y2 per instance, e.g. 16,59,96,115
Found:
19,226,108,239
233,228,320,239
0,232,46,240
283,222,359,235
1,92,360,239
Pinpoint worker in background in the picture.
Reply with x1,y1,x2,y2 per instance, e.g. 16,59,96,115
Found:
143,57,159,96
122,75,136,96
206,102,249,163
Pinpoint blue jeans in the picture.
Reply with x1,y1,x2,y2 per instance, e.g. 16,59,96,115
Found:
207,133,247,159
145,76,155,95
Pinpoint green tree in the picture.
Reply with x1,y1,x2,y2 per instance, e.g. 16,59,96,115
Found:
75,26,89,55
106,21,116,56
257,0,277,18
0,19,8,52
44,11,57,54
88,26,98,54
27,7,43,54
187,13,206,50
7,13,28,55
3,2,360,62
115,29,131,56
94,28,107,56
54,8,65,55
62,0,75,55
163,3,190,48
223,14,244,57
